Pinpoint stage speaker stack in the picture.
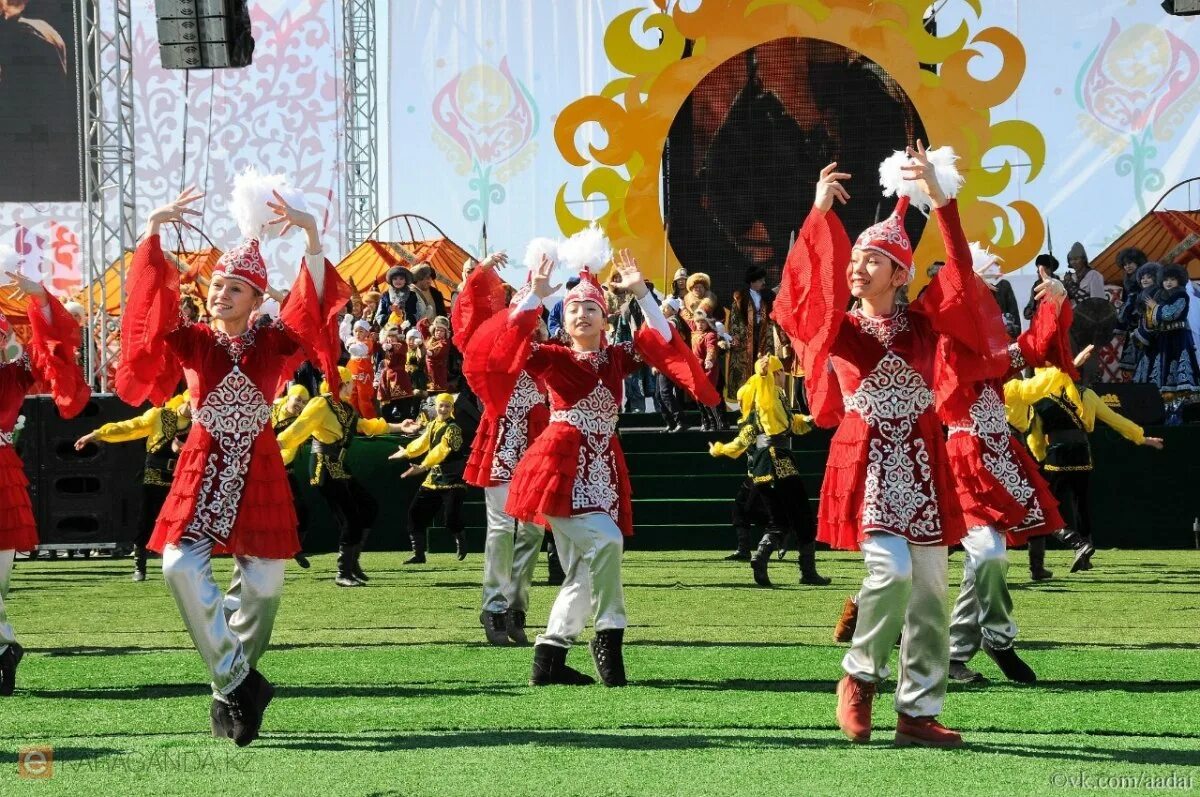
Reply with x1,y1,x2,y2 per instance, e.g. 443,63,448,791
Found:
20,395,146,550
154,0,255,69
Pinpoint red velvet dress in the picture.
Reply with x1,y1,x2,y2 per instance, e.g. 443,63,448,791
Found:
0,294,90,551
116,235,348,559
775,201,1009,551
464,297,720,535
425,337,453,392
940,297,1076,545
376,346,415,401
692,330,720,386
450,268,550,489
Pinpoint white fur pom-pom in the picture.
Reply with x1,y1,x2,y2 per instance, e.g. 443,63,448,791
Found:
969,241,1002,286
0,243,20,272
557,224,611,273
229,166,308,241
347,341,369,358
878,146,964,213
523,236,560,270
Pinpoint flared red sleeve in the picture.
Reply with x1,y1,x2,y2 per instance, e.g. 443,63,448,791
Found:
26,292,90,418
462,303,541,419
631,294,721,407
450,267,508,351
116,236,187,406
277,254,352,399
913,200,1011,359
1016,298,1078,379
773,207,852,427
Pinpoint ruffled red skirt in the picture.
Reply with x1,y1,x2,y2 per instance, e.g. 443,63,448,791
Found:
506,423,634,537
946,431,1062,547
465,413,500,488
0,447,37,551
150,426,299,559
817,412,965,551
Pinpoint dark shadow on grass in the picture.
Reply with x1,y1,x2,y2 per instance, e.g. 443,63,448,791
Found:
258,728,827,754
1018,641,1200,651
967,738,1200,766
636,678,834,693
27,682,524,701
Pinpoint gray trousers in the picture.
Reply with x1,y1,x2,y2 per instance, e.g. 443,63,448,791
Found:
949,525,1018,661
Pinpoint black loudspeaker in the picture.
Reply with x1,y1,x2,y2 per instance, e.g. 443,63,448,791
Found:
1089,382,1166,428
154,0,254,69
20,395,146,548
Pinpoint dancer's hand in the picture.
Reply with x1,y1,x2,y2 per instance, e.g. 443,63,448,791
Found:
2,272,46,299
478,252,507,272
146,187,204,238
1073,344,1095,368
531,254,560,300
388,448,409,461
74,432,97,450
401,465,427,479
398,418,422,435
267,191,321,255
1142,437,1164,450
1033,275,1066,308
814,162,851,213
900,140,948,209
613,249,648,299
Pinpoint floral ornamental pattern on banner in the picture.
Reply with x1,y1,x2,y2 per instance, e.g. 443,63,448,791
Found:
842,351,941,541
551,383,620,522
184,369,274,543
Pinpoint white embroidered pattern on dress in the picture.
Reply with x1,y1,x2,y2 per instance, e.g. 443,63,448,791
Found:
0,431,12,447
551,383,620,522
842,351,941,540
1007,342,1027,372
491,370,547,483
214,327,258,362
185,368,273,542
949,384,1044,530
852,308,910,350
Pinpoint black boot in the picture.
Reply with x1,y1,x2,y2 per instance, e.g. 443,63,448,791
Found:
750,535,775,587
545,537,565,586
507,609,529,645
1028,537,1053,581
529,643,595,686
335,545,361,587
590,629,627,687
949,659,987,683
292,553,311,569
215,668,275,747
0,642,24,696
351,530,371,582
133,546,148,582
403,532,427,565
724,525,752,561
454,532,467,561
983,643,1037,684
799,542,831,586
1054,529,1096,573
480,610,509,645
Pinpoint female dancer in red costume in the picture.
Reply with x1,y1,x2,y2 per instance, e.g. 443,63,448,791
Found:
465,237,719,686
0,273,89,696
775,143,1009,748
117,182,348,746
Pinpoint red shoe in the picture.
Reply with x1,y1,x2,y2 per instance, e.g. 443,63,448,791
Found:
894,713,963,748
835,675,874,743
833,595,858,643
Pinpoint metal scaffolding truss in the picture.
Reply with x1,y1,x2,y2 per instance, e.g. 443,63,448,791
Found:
79,0,136,392
342,0,379,250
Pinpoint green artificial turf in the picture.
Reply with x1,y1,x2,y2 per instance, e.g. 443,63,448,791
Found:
1,549,1197,796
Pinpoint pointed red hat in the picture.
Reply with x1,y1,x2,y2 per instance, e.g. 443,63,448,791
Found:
854,195,914,279
213,238,269,293
564,267,606,307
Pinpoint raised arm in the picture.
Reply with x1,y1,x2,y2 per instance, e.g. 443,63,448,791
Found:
449,252,510,351
6,274,91,417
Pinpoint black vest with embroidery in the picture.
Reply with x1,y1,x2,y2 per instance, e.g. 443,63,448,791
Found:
308,396,359,485
1033,392,1091,471
144,408,185,486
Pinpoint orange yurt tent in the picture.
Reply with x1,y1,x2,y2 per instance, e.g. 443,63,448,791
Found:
73,247,222,315
338,237,470,293
1091,210,1200,285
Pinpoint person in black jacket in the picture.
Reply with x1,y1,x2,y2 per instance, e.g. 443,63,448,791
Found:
375,265,420,327
1023,254,1060,321
411,263,449,321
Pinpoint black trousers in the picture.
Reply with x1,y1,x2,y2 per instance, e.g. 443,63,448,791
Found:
138,483,171,550
1046,469,1093,540
317,476,379,547
655,372,683,423
287,471,310,547
734,476,816,545
408,487,466,552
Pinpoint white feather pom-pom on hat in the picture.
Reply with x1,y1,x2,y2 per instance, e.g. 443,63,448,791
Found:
229,166,308,241
969,242,1003,287
878,146,964,214
523,236,560,270
557,225,612,274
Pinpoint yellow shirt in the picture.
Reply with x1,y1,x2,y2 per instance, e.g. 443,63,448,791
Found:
276,396,392,466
